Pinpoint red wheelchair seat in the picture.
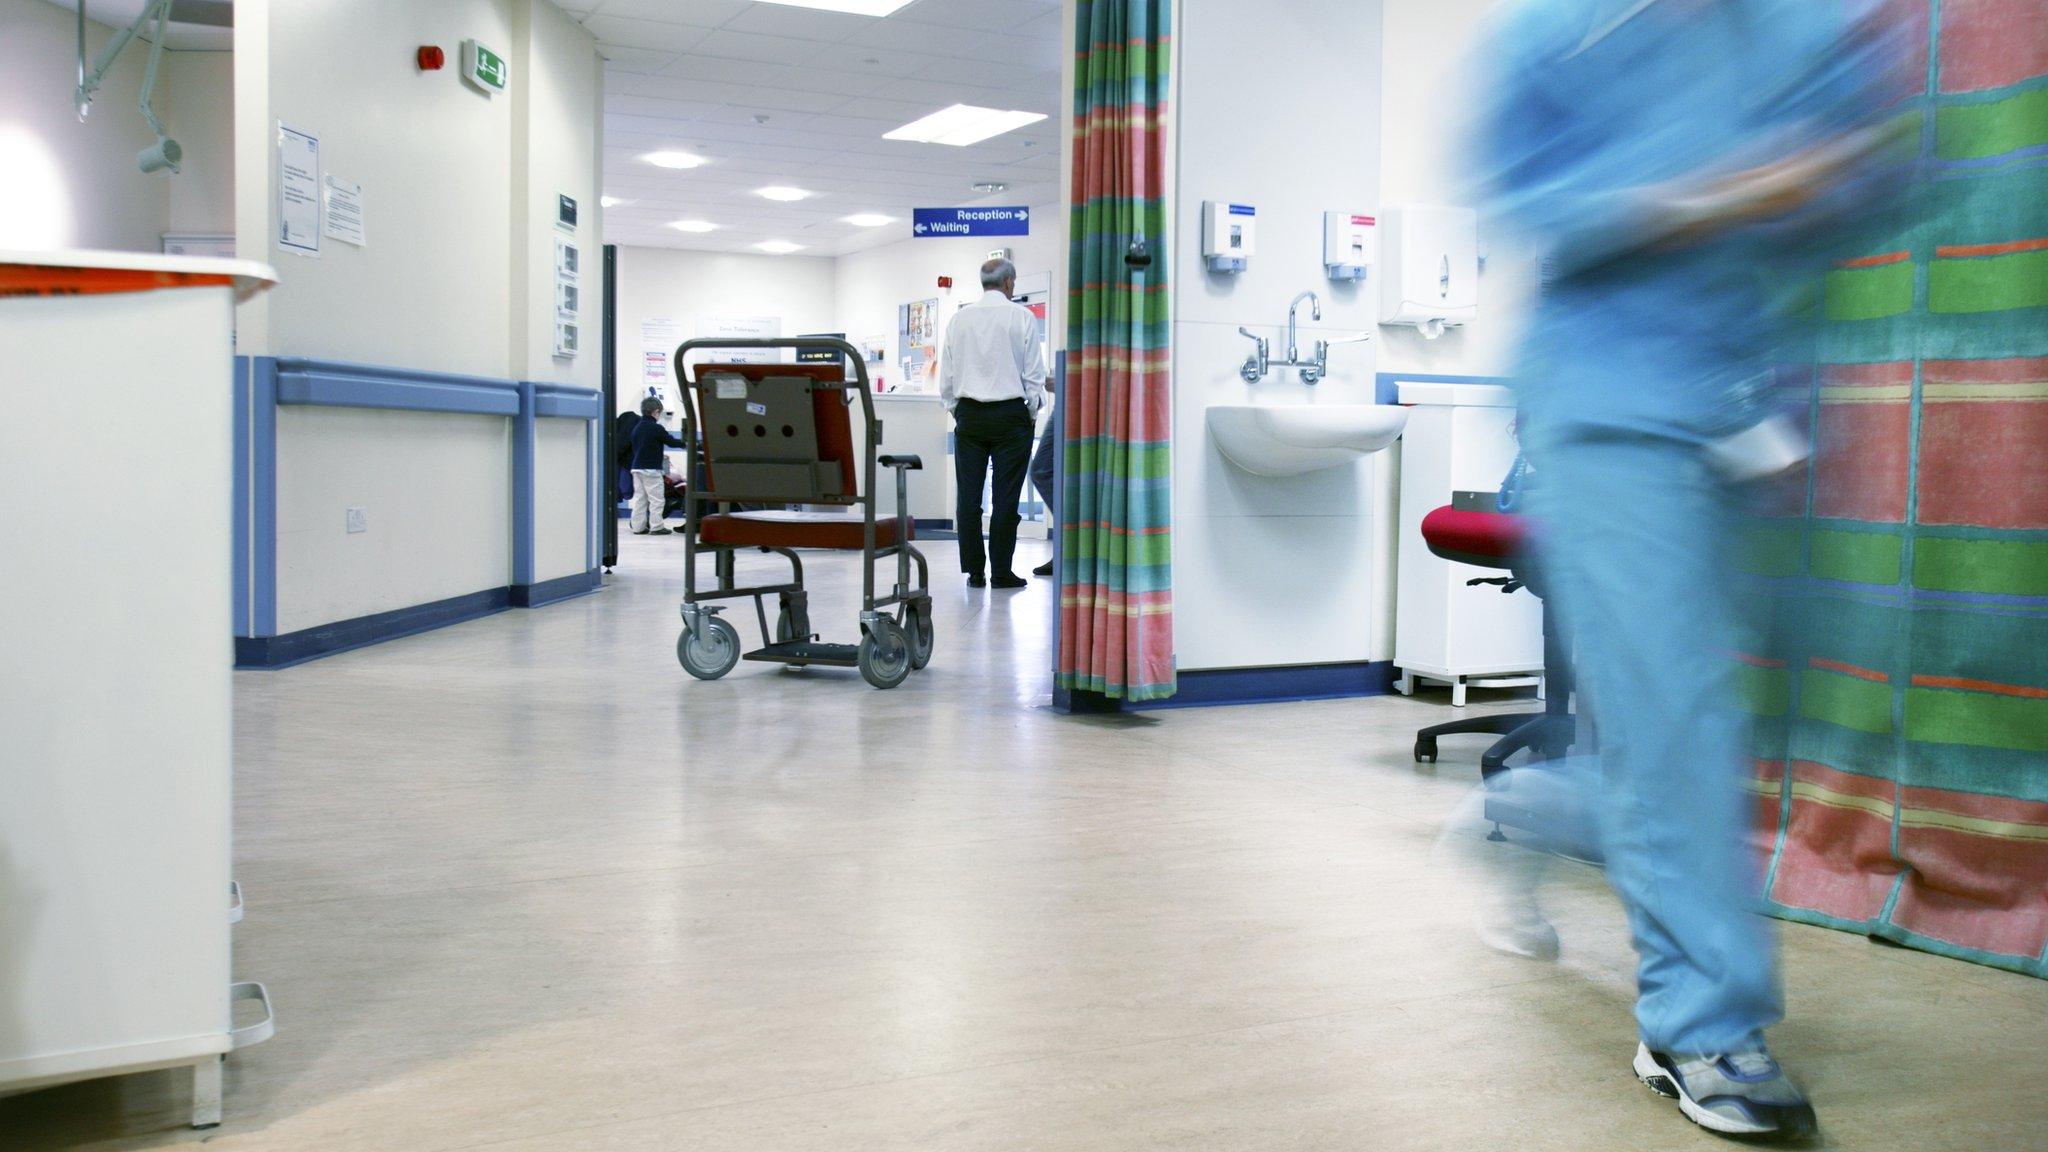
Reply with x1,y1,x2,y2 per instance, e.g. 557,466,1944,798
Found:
698,509,911,551
1420,506,1530,570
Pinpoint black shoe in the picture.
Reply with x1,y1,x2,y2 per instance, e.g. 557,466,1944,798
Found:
967,573,987,588
1033,560,1054,576
992,574,1028,590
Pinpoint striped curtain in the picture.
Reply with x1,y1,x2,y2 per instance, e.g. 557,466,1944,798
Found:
1060,0,1174,702
1743,0,2048,977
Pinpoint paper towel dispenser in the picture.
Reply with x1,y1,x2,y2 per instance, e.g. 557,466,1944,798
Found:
1377,204,1478,339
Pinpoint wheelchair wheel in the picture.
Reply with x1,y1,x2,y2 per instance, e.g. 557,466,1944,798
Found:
903,601,933,670
677,617,740,680
775,596,810,643
858,617,911,689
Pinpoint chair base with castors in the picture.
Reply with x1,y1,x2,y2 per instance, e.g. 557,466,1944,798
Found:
671,343,934,690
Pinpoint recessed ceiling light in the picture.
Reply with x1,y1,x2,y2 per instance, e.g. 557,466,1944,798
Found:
972,181,1009,194
669,220,720,233
755,1,913,15
843,213,896,228
756,240,806,254
643,150,706,169
600,196,625,208
884,104,1049,147
756,186,811,202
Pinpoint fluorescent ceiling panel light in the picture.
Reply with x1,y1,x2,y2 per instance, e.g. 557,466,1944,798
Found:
756,240,806,254
600,196,624,208
843,214,895,227
669,219,720,233
756,186,811,202
754,1,913,15
884,104,1049,147
643,151,706,169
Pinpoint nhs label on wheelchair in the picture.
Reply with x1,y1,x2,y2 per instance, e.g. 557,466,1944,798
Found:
912,206,1030,238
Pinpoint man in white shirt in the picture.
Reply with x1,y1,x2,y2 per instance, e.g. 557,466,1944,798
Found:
940,258,1048,588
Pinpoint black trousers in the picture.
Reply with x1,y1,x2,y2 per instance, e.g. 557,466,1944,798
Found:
953,397,1035,578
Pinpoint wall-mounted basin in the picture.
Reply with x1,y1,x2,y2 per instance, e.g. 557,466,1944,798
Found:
1206,403,1408,477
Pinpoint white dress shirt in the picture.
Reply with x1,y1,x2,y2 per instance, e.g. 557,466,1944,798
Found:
939,290,1049,415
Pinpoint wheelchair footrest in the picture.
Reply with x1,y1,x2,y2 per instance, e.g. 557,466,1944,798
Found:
745,641,859,667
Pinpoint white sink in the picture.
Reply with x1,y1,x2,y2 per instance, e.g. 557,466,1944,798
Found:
1206,403,1409,476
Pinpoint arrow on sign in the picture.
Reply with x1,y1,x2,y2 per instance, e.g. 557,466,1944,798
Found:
914,222,929,235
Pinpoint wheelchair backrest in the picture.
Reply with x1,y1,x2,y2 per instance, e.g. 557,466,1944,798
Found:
686,362,859,504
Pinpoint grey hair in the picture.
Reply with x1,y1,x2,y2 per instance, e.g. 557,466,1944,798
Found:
980,257,1017,288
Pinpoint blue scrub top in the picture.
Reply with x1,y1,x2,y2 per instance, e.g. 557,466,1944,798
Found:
1470,0,1914,444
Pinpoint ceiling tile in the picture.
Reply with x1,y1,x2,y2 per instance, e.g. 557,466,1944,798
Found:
692,28,830,66
719,3,877,41
954,31,1061,70
597,44,681,74
842,20,988,56
892,0,1058,33
582,14,715,51
591,0,748,26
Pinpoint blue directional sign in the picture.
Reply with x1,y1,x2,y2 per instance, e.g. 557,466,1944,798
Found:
912,205,1031,238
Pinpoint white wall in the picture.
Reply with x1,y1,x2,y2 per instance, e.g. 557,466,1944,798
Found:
0,0,228,251
513,0,603,388
611,246,839,412
273,407,513,634
236,0,515,376
1171,0,1387,672
1375,0,1533,380
534,417,590,582
163,49,234,238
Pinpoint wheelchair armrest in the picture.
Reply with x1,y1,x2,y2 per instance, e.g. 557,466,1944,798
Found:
879,454,923,471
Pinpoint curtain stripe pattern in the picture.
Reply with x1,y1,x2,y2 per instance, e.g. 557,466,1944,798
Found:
1742,0,2048,977
1060,0,1175,702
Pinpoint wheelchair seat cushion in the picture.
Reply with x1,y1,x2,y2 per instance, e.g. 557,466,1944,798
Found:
1420,506,1530,570
698,510,911,551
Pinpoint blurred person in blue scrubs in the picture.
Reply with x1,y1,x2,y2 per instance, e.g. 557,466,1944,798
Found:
1464,0,1915,1139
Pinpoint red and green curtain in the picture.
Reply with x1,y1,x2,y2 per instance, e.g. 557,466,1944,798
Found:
1742,0,2048,977
1060,0,1174,702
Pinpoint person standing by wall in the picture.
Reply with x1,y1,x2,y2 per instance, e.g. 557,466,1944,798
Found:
941,258,1048,589
626,395,683,536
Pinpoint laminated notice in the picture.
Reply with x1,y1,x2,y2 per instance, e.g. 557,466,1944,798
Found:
714,377,747,400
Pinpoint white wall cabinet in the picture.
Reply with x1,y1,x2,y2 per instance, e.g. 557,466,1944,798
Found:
0,252,276,1128
1391,380,1544,704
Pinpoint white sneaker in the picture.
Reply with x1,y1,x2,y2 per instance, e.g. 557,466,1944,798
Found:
1633,1043,1818,1140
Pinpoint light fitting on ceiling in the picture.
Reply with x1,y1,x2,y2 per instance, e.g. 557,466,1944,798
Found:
756,186,812,202
885,104,1048,147
843,214,896,228
643,151,706,169
600,196,624,208
754,1,913,15
972,181,1009,194
756,240,806,254
669,220,719,233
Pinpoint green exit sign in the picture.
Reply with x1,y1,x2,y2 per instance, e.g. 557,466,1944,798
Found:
462,39,508,95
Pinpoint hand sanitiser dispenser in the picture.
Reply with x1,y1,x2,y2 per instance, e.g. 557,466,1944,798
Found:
1377,204,1478,339
1201,201,1256,273
1323,212,1375,281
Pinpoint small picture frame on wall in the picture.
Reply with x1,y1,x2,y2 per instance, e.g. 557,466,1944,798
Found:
554,320,579,358
555,237,580,278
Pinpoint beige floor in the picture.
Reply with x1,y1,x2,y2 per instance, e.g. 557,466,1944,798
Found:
7,533,2046,1151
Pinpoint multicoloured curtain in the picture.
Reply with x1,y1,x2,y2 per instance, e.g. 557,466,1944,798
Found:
1060,0,1174,702
1743,0,2048,977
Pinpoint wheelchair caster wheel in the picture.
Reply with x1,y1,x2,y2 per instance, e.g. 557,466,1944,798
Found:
858,617,911,689
902,600,933,670
775,600,811,643
678,617,740,680
1414,737,1437,764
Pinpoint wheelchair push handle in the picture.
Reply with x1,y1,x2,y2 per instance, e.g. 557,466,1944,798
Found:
879,454,923,471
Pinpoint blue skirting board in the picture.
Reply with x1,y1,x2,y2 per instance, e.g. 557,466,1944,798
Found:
238,571,603,668
1124,660,1398,711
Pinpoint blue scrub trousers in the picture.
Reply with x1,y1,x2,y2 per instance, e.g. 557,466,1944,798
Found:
1525,429,1783,1056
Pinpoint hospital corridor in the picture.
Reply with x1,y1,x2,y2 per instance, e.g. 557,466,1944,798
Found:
3,1,2045,1149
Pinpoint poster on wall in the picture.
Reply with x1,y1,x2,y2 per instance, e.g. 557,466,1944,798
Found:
640,317,681,414
894,298,941,394
276,122,321,258
322,176,364,247
695,315,781,364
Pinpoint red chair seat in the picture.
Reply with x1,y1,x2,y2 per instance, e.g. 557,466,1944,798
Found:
1420,506,1529,570
699,510,910,551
